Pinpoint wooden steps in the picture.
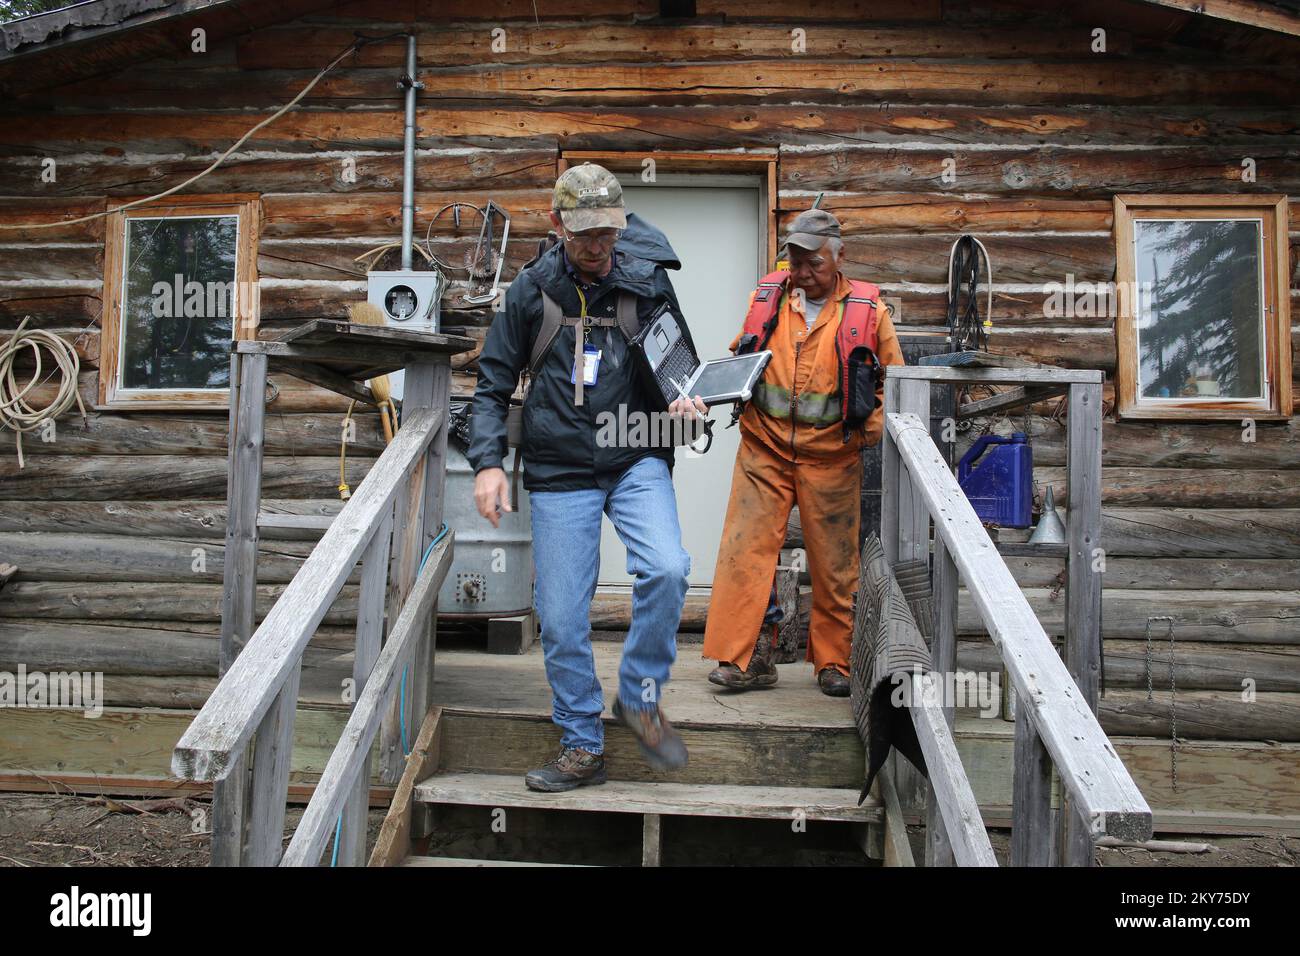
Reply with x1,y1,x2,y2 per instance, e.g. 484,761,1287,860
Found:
414,771,882,823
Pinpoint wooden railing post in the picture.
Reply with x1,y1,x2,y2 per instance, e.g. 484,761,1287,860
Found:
1011,708,1055,866
893,377,930,815
1058,380,1105,866
244,660,301,866
213,350,267,867
925,535,958,867
338,505,394,866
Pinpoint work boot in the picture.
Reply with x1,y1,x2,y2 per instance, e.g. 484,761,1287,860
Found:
612,698,688,771
708,623,779,690
817,666,850,698
524,746,607,792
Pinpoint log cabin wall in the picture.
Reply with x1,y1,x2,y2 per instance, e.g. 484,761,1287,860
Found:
0,0,1297,817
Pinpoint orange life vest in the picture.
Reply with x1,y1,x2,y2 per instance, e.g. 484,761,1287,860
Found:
735,270,884,442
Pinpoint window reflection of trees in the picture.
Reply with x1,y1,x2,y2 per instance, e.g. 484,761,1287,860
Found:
122,216,238,390
1136,219,1262,400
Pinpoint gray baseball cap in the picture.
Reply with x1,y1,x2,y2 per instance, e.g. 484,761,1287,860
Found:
552,163,627,232
783,208,842,252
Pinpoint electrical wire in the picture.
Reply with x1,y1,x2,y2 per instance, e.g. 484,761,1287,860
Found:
1,33,409,232
0,316,87,467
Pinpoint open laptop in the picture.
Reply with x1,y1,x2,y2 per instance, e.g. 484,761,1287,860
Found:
631,304,772,407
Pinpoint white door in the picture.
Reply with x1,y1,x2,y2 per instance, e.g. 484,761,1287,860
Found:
598,177,766,587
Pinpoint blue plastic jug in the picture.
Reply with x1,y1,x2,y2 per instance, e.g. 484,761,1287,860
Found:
957,432,1033,528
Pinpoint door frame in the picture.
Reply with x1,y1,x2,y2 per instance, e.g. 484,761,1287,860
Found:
558,150,778,271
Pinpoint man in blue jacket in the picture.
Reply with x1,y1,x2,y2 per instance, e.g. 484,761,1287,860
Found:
468,163,706,791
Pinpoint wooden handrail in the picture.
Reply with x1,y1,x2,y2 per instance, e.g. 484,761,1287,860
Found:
282,533,454,866
171,406,444,784
886,411,1152,843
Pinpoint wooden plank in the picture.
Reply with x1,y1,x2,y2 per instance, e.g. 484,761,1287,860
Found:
1132,0,1300,38
274,319,474,355
212,351,264,867
339,506,393,867
1011,710,1055,866
642,814,662,868
890,367,1103,385
369,707,444,867
414,773,882,823
887,411,1152,843
881,376,902,566
908,677,998,867
245,661,302,867
399,855,582,867
281,537,455,867
878,756,915,868
926,536,958,868
957,385,1066,419
172,407,444,784
272,359,377,407
1060,381,1105,867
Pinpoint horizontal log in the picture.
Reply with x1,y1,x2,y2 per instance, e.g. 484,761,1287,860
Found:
0,580,364,626
782,147,1300,197
0,499,339,537
3,106,1296,155
1003,417,1300,468
0,149,556,199
780,193,1113,234
40,61,1296,109
0,198,107,242
1100,508,1300,557
958,588,1300,642
258,237,536,283
0,621,350,678
1004,556,1300,591
0,455,379,500
7,411,386,457
236,23,1126,70
1035,467,1300,508
1097,691,1300,742
841,234,1113,284
260,189,552,239
957,638,1300,692
0,243,100,282
0,531,364,584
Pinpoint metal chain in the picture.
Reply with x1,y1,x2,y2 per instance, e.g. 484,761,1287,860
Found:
1144,615,1177,791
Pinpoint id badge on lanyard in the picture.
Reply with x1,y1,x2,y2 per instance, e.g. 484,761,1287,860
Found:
571,344,601,387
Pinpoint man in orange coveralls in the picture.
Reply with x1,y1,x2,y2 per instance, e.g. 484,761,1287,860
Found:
703,209,903,697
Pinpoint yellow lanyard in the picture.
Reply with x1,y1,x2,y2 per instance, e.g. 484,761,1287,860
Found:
573,283,590,345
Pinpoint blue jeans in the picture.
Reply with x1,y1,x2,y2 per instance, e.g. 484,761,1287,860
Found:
529,456,690,754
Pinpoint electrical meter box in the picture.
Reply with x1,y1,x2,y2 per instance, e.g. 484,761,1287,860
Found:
367,270,446,403
366,270,445,334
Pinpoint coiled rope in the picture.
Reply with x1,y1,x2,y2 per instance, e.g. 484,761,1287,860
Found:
0,316,87,468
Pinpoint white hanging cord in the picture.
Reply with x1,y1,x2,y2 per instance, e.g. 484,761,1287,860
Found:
0,316,87,468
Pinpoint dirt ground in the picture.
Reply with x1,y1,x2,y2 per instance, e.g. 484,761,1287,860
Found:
0,790,1295,866
0,791,386,867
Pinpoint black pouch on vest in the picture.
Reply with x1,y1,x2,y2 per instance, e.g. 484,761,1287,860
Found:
844,345,882,426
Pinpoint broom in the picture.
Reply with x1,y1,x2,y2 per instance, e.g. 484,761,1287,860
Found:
347,302,398,444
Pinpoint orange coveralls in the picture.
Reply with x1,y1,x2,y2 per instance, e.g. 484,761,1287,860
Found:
702,271,904,675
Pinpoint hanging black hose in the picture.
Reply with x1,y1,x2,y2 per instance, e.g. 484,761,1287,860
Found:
946,234,992,352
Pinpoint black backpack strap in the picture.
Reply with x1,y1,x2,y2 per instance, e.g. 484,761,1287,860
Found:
529,290,565,378
615,291,640,341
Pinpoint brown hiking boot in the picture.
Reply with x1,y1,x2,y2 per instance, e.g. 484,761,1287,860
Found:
524,746,607,792
611,698,688,771
817,666,850,697
708,623,779,690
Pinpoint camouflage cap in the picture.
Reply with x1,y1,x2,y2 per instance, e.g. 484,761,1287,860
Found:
783,208,842,253
552,163,627,232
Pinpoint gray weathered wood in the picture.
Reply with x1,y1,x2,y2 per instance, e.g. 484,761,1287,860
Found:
890,367,1104,385
212,351,266,867
257,513,335,532
1011,707,1055,866
244,660,301,867
339,505,393,867
642,813,663,867
893,377,930,814
881,376,902,567
281,534,454,866
414,773,882,823
957,384,1066,419
878,754,916,868
925,535,958,867
887,411,1151,846
172,406,443,784
908,675,998,867
1060,380,1105,867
